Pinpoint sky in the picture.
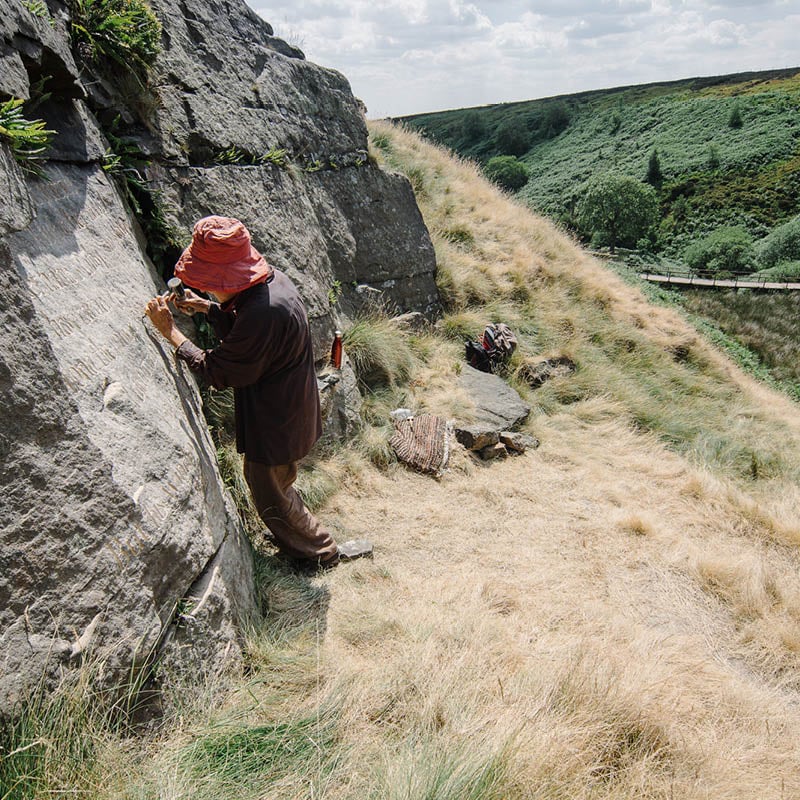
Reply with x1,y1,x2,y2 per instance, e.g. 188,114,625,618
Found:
251,1,800,118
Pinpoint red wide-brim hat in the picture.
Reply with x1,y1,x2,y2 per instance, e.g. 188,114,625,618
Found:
174,216,273,293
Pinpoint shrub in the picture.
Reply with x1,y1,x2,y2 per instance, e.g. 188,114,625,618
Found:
671,195,689,221
756,214,800,268
0,98,54,174
70,0,162,82
484,155,529,192
576,173,658,252
683,226,755,275
749,261,800,281
494,119,529,156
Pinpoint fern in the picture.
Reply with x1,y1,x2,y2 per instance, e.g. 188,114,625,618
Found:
70,0,162,84
0,98,55,175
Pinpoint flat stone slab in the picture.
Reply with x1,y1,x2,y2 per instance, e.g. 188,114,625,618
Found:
459,365,531,430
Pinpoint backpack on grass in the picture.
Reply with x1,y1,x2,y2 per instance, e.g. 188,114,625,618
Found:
465,323,518,373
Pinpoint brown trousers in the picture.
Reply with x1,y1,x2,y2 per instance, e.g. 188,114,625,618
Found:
243,458,338,562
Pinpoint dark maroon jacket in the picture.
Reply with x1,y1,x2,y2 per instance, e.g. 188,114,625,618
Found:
175,269,322,466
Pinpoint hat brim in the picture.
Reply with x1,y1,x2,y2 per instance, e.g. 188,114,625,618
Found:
174,245,272,293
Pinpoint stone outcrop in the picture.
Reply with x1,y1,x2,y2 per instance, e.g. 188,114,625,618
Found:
144,0,439,347
454,366,532,461
0,0,438,715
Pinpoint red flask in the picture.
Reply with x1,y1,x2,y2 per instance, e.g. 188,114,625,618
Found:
331,330,343,369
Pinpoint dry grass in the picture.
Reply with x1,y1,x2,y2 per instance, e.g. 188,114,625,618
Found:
112,401,800,793
310,408,800,798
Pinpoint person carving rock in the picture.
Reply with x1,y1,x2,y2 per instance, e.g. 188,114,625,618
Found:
145,215,371,570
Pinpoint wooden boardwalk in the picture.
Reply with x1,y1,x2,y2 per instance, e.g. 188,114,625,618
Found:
640,273,800,291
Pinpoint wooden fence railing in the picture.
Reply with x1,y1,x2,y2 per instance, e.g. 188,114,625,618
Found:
638,269,800,290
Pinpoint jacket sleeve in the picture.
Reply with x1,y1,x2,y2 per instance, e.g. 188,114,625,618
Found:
175,311,275,390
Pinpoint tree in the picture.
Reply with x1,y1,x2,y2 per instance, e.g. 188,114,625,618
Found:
646,149,663,187
484,155,529,192
576,174,658,252
495,119,529,156
542,102,570,138
461,111,485,144
756,214,800,267
683,226,755,275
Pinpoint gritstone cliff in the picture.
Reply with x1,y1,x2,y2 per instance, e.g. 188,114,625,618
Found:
0,0,438,716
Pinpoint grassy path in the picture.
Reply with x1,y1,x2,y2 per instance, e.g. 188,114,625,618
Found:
307,404,800,798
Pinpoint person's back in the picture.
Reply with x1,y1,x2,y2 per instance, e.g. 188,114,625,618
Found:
177,270,322,466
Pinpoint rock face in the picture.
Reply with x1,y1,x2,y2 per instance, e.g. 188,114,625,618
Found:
1,154,257,714
154,162,437,352
0,0,438,715
143,0,440,348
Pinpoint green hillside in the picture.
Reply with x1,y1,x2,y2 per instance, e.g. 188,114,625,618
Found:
400,69,800,399
400,69,800,255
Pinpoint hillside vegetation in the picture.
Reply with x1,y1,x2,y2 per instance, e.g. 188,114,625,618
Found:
401,68,800,400
401,69,800,253
5,122,800,800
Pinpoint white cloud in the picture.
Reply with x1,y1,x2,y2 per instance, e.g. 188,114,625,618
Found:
253,0,800,116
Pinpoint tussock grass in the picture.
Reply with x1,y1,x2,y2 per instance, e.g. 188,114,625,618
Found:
0,657,149,800
617,513,656,537
295,457,347,512
0,681,98,799
342,317,415,390
367,741,514,800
